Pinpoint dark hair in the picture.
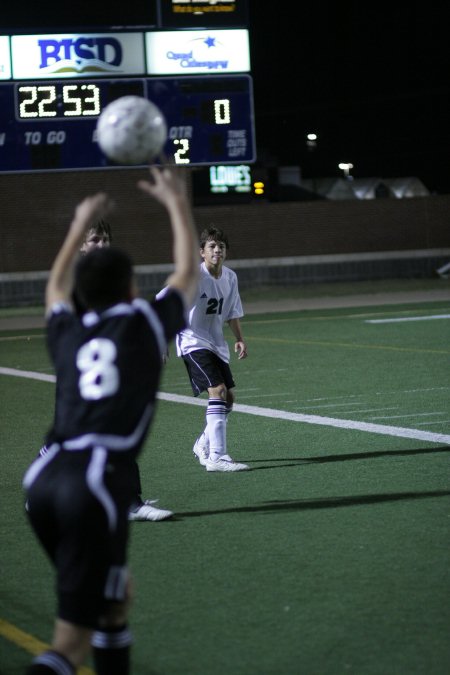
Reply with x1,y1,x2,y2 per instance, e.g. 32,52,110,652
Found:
75,247,132,310
88,219,112,243
199,226,229,250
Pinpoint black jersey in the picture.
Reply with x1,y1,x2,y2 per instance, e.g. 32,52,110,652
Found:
45,289,185,456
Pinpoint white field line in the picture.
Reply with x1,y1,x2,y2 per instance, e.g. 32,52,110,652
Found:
2,366,449,446
293,403,399,411
239,392,294,399
366,314,450,324
0,367,55,382
305,387,449,401
334,408,400,415
415,420,450,426
368,412,445,420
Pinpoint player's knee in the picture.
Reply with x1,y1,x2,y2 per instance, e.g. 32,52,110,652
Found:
209,384,227,400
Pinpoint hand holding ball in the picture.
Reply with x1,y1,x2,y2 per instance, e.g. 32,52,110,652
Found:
96,96,167,165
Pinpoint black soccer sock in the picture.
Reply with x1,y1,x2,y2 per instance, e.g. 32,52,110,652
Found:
26,650,75,674
131,459,143,503
91,625,132,675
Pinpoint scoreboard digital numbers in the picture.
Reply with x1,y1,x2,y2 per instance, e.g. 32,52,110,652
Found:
0,21,255,173
0,75,255,172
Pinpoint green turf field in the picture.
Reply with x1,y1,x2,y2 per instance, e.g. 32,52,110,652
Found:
1,294,449,675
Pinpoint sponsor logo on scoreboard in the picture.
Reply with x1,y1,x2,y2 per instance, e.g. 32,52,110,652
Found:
11,33,145,79
170,1,237,13
159,0,248,28
145,29,250,75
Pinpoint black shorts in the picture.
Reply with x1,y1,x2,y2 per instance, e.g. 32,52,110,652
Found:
182,349,235,396
25,447,135,629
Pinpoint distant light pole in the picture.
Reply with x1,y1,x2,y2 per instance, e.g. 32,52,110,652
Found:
338,162,354,179
305,133,319,192
306,133,317,150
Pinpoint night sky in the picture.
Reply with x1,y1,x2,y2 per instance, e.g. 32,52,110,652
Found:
248,2,450,193
2,2,449,192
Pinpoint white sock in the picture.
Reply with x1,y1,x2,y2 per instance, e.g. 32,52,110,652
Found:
206,398,227,461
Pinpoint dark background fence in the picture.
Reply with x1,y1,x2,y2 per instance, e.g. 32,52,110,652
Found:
1,169,449,306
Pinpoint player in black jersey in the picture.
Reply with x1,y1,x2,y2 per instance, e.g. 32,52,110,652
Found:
23,165,198,675
38,217,173,521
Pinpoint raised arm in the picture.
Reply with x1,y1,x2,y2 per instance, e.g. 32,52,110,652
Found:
137,166,199,305
45,193,112,315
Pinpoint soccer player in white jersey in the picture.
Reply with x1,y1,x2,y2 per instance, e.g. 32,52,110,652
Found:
176,226,251,472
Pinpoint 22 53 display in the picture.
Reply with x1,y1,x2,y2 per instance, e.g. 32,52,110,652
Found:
0,75,255,172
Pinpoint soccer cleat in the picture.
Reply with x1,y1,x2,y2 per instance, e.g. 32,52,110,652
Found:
193,434,209,466
128,499,174,522
204,456,250,472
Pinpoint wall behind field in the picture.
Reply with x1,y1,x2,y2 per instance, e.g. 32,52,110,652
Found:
1,170,449,274
1,168,449,310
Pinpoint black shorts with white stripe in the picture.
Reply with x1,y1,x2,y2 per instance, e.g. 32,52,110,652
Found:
182,349,235,396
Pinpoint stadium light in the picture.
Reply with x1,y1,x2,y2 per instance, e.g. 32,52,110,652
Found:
306,132,317,150
338,162,354,178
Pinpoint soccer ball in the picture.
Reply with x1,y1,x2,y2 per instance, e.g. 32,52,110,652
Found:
96,96,167,165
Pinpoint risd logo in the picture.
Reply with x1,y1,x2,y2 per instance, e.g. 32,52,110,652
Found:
38,37,124,74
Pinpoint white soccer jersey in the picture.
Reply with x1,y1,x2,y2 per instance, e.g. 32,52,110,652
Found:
176,262,243,362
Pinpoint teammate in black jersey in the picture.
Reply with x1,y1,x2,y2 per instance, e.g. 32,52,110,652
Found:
23,165,198,675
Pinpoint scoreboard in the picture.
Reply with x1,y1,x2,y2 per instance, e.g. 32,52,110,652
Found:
0,74,255,171
0,2,255,172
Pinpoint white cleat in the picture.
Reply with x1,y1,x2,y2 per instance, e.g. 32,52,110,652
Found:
204,456,250,472
193,434,209,466
128,500,174,521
